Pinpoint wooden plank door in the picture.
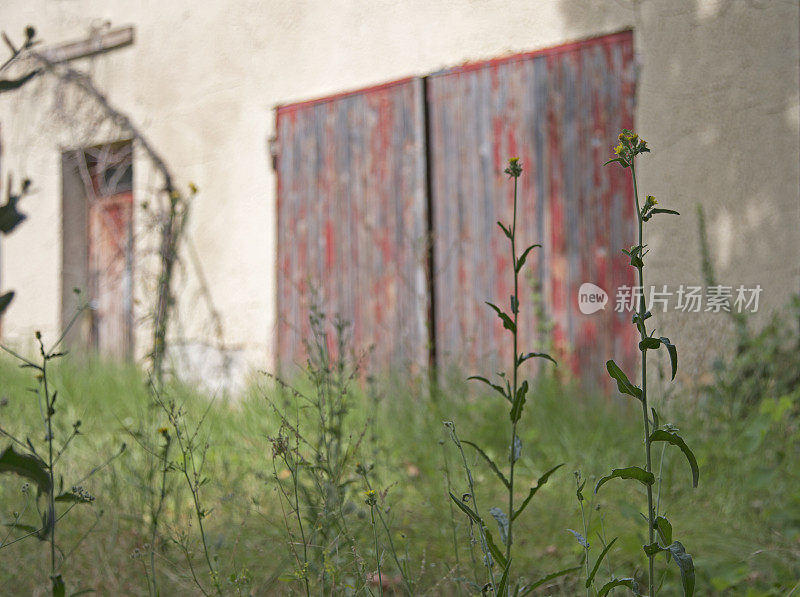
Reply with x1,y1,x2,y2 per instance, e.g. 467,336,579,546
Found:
427,31,638,383
274,78,429,375
88,190,133,359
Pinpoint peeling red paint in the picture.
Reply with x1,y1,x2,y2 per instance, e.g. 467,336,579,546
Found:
275,31,637,386
275,78,428,374
428,30,637,385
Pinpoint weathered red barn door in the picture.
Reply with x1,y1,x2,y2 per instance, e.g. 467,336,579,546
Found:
426,31,638,381
275,79,429,374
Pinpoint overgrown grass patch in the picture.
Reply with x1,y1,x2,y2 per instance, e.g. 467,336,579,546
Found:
0,353,796,595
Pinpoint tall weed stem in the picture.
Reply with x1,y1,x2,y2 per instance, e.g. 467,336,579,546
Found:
449,158,564,595
600,130,698,596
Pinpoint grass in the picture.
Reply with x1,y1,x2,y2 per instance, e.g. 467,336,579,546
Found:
0,353,797,595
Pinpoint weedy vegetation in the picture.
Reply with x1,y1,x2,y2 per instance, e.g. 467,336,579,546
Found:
598,130,697,596
0,311,126,596
0,126,797,596
446,157,574,596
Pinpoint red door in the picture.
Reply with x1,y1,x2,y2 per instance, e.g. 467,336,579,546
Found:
88,190,133,359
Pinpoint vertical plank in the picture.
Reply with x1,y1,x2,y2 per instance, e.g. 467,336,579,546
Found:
428,31,637,385
275,79,429,375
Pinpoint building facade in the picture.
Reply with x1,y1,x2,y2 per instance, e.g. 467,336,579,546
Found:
0,0,797,392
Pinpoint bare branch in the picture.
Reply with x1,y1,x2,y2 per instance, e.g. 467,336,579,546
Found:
0,68,41,93
30,50,174,193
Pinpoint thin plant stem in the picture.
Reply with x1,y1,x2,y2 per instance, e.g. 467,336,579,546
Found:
361,475,413,595
446,423,496,591
631,160,656,596
286,449,311,597
507,173,520,565
63,510,102,562
184,448,219,594
0,499,29,548
157,392,220,596
369,503,383,597
141,559,151,593
441,443,464,595
599,514,614,580
149,432,171,597
579,500,591,597
271,460,308,589
38,337,58,585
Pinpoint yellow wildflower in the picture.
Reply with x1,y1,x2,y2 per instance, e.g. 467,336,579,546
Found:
504,157,523,178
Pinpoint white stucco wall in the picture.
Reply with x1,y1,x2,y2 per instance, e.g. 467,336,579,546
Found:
0,0,797,389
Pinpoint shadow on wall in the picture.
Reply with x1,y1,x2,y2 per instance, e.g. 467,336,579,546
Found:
558,0,800,383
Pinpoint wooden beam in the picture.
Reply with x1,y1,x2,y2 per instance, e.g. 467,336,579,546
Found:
40,26,134,64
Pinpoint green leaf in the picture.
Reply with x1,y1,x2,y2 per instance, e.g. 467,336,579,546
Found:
449,492,482,525
467,376,510,402
52,574,66,597
0,291,13,314
598,578,640,596
659,336,678,380
586,537,618,587
567,528,589,549
4,522,40,535
495,558,512,597
649,208,680,218
649,430,699,488
515,243,541,273
518,351,557,367
510,380,528,423
489,507,509,546
497,221,512,239
463,441,510,489
519,565,582,595
0,444,51,495
651,407,660,431
448,492,507,568
638,337,661,351
40,508,54,540
486,302,516,333
484,528,508,569
655,515,673,546
576,478,586,502
512,463,564,520
632,310,652,335
603,157,629,168
512,436,522,463
605,360,642,400
643,541,662,556
666,541,695,596
622,245,645,267
595,466,655,494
